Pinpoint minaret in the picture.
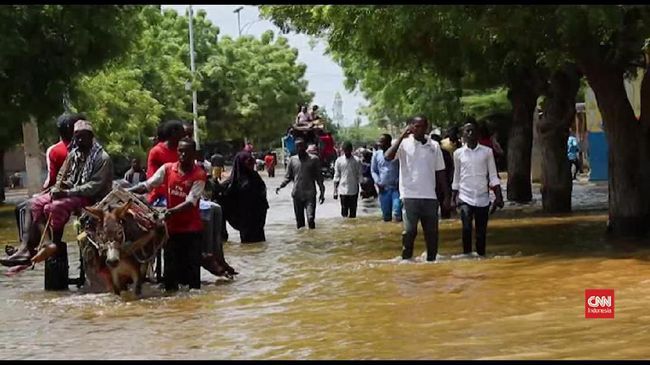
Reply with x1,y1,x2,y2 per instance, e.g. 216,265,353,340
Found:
333,92,344,126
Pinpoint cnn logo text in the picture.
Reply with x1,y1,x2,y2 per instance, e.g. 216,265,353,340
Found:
585,289,614,319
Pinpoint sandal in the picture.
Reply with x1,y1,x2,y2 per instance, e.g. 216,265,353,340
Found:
0,255,32,267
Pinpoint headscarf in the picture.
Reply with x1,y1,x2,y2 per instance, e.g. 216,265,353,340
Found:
226,152,255,186
225,152,267,203
222,152,268,230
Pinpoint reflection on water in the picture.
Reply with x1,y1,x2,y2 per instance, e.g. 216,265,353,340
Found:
1,178,649,359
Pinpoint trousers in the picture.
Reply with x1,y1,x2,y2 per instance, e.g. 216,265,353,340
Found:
164,232,202,291
459,203,489,256
402,198,439,261
340,193,359,218
293,195,316,229
378,187,402,221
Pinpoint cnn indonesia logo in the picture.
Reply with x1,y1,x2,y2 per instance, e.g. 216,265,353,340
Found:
585,289,614,319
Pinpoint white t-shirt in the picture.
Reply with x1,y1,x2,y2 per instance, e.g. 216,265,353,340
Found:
297,112,310,123
396,135,446,199
452,144,501,207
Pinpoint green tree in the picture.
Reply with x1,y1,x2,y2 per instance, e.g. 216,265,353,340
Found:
259,5,544,204
0,5,144,122
263,5,650,236
479,5,650,227
0,5,144,200
535,6,650,236
200,31,313,146
67,6,312,172
73,67,164,164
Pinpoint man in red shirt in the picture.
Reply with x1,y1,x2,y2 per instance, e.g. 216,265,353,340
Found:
131,138,207,291
146,120,185,204
264,151,276,178
319,131,337,166
43,113,83,189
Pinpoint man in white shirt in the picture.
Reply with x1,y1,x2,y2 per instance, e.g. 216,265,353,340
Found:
295,105,310,126
333,141,363,218
451,121,504,256
385,116,451,261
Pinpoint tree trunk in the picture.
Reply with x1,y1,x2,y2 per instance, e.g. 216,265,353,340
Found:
538,66,580,213
0,149,5,203
531,108,543,183
22,115,42,197
506,81,538,203
584,63,646,237
639,65,650,231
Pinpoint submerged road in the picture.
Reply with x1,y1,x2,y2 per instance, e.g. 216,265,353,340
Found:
3,171,646,360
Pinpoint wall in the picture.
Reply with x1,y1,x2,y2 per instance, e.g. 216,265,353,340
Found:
3,144,46,188
584,69,644,182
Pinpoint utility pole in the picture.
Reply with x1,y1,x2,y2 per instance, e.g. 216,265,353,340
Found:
234,6,247,144
234,6,243,37
188,5,200,149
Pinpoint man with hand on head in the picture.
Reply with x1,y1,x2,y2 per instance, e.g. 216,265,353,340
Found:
384,116,450,262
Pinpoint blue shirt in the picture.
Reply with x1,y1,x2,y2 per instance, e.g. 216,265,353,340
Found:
371,149,399,189
567,136,579,160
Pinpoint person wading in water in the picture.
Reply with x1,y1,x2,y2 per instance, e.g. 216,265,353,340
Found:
451,121,504,256
333,141,362,218
220,151,269,243
130,138,206,291
384,116,450,262
276,138,325,229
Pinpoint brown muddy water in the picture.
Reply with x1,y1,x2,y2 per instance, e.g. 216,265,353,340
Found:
0,176,649,360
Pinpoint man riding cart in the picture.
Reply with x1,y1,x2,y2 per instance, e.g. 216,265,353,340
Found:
1,120,112,268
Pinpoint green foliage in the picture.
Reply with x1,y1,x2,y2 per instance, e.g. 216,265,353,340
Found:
66,6,311,160
69,6,192,160
259,5,522,130
461,88,511,120
200,34,313,146
73,67,163,162
335,121,384,147
0,5,144,150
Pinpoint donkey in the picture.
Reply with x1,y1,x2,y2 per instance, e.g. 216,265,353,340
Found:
83,200,162,296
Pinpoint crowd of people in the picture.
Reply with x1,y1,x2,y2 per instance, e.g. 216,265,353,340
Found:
0,116,257,291
274,115,506,262
0,109,512,293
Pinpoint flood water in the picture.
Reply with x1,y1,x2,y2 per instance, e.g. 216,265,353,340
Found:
1,173,649,360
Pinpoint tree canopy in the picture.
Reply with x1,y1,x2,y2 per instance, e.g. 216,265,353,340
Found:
0,5,144,150
69,6,312,162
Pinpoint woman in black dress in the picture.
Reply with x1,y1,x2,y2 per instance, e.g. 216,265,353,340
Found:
220,152,269,243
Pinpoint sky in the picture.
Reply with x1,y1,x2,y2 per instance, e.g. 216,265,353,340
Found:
162,4,368,127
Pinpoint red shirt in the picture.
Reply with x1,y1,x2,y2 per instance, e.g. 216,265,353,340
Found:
320,134,336,157
164,162,207,234
478,137,493,150
44,140,70,189
146,142,179,203
264,155,275,168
